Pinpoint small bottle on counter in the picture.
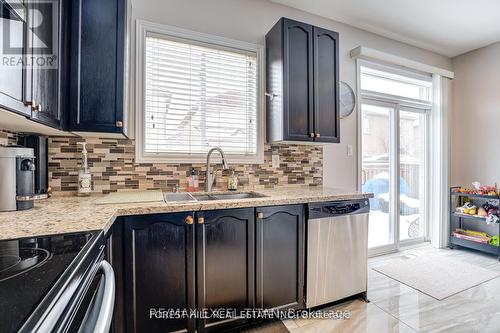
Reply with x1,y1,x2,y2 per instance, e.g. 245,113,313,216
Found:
228,170,238,191
192,169,199,192
187,169,195,192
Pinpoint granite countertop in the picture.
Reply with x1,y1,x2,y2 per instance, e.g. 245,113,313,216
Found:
0,187,373,241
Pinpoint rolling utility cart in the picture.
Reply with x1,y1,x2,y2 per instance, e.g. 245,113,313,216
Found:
449,187,500,260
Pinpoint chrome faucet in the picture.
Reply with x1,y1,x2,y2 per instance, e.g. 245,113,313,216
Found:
205,147,229,192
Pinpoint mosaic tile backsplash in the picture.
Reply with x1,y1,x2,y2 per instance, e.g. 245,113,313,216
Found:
49,137,322,193
0,129,18,146
1,129,322,194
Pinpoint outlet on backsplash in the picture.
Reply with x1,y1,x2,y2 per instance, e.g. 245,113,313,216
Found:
272,155,280,168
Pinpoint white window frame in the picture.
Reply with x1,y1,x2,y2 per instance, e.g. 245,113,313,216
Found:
359,60,433,109
135,20,265,164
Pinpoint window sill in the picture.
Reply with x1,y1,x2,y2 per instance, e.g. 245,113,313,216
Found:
135,152,264,165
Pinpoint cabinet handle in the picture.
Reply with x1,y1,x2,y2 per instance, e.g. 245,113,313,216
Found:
315,133,321,138
257,212,264,219
198,217,205,224
185,216,194,225
309,133,315,138
265,92,278,101
116,121,123,128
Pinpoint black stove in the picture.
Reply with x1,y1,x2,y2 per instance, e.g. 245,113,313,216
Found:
0,230,104,333
0,247,51,282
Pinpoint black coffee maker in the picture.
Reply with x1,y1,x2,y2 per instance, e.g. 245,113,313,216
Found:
22,135,49,195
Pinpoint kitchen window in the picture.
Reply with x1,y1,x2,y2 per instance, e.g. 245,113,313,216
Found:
135,21,264,163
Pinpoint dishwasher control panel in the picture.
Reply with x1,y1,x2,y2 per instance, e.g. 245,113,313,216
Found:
308,199,370,219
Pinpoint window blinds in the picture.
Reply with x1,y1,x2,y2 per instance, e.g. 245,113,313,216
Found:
144,34,258,156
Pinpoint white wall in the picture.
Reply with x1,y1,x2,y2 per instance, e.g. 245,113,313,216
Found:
451,42,500,187
130,0,452,191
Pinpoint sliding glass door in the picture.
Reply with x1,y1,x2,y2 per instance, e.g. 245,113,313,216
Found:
361,100,429,254
361,101,396,250
359,60,431,255
399,108,427,242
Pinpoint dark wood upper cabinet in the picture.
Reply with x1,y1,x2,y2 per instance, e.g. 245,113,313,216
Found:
26,0,68,128
0,0,128,133
266,18,340,143
255,205,305,310
313,27,340,143
68,0,128,134
123,212,196,333
0,0,68,127
282,19,314,142
196,208,255,332
0,1,30,117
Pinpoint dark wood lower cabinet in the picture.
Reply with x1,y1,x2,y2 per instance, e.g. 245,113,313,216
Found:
196,208,255,332
105,224,125,333
123,212,196,333
113,205,304,333
256,205,305,310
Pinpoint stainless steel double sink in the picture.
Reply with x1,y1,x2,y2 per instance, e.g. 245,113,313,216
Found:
164,191,268,203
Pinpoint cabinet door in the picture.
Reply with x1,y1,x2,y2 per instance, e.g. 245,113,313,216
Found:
282,18,314,142
69,0,126,133
26,0,66,128
123,213,196,333
0,8,30,116
255,205,305,310
196,208,255,332
313,27,340,143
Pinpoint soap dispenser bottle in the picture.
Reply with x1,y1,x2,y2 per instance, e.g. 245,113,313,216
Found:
192,169,199,192
77,142,91,196
228,170,238,191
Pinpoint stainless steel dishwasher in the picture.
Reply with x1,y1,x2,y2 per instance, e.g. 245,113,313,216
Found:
306,199,370,308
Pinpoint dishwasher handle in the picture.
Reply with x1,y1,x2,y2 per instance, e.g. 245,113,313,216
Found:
78,260,115,333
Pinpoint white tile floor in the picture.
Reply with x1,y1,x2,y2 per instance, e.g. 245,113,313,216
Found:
283,245,500,333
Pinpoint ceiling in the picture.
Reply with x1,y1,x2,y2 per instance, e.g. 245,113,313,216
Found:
271,0,500,57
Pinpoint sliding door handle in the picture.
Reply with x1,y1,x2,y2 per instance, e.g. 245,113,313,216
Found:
265,92,278,101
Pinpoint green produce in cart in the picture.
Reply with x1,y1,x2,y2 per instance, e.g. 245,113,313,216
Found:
490,235,499,246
